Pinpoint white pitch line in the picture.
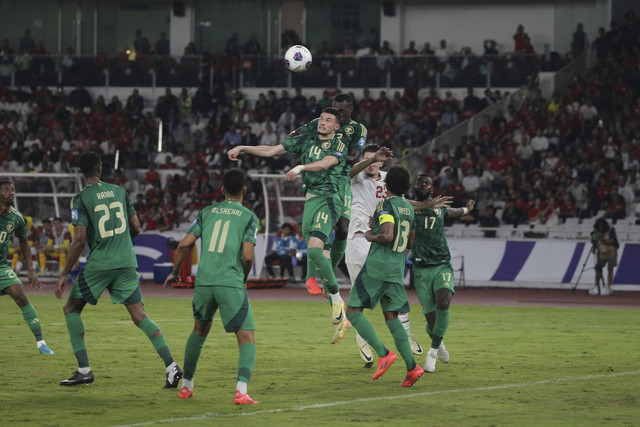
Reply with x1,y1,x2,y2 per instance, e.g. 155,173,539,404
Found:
114,370,640,427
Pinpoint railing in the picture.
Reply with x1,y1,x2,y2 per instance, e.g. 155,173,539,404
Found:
0,53,202,88
240,53,544,89
0,172,84,223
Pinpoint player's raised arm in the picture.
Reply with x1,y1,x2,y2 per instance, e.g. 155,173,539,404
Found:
408,195,453,210
228,144,287,161
349,147,393,178
446,199,476,218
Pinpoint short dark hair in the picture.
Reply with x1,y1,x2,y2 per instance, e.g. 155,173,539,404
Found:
223,168,246,196
334,93,353,107
322,107,341,123
79,152,102,176
364,143,381,153
386,165,412,196
53,217,62,222
595,217,609,231
0,180,13,188
280,223,292,230
43,218,51,224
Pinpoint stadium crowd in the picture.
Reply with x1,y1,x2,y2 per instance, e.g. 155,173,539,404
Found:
1,13,640,243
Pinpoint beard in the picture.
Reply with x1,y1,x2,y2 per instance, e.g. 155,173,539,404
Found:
414,187,430,201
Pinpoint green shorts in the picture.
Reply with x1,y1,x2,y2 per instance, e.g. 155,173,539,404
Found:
192,285,255,332
413,264,455,314
302,194,341,244
69,266,142,305
348,264,410,313
596,253,618,269
0,266,21,295
337,176,352,220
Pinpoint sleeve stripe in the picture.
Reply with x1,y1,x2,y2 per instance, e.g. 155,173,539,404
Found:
379,214,395,225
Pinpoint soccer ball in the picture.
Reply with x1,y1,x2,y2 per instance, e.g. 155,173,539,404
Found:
284,45,312,73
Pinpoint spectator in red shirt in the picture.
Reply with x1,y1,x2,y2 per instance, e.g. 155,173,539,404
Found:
144,162,160,185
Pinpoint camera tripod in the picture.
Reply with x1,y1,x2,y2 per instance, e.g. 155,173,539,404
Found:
571,243,605,295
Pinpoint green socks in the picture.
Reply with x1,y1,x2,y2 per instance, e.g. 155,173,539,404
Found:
138,317,174,367
387,318,416,370
306,257,316,281
237,343,256,384
65,312,89,368
431,309,450,349
183,331,206,381
21,303,43,341
347,311,386,357
330,237,347,272
308,247,339,294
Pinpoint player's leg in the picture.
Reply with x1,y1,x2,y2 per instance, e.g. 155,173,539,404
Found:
180,286,216,398
330,216,349,271
59,296,94,385
398,311,423,356
381,283,424,386
330,180,352,272
126,300,182,388
345,233,373,366
2,275,53,354
346,268,397,379
216,287,258,404
179,318,212,398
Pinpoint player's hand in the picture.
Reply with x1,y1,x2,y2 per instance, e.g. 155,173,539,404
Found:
374,147,393,163
27,270,42,289
227,146,244,161
163,273,176,289
55,276,66,299
365,230,374,242
466,199,476,212
432,195,453,208
285,170,298,182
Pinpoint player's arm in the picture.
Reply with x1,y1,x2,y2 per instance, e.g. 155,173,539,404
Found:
18,235,41,289
349,147,393,178
163,233,197,288
129,214,141,239
286,155,339,182
228,144,287,161
55,225,87,299
242,241,256,283
365,221,394,243
407,195,453,210
446,199,476,218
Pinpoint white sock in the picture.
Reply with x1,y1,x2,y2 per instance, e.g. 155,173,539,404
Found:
78,367,92,374
330,292,343,305
166,361,177,373
37,340,46,348
236,381,248,394
182,378,194,391
399,313,411,335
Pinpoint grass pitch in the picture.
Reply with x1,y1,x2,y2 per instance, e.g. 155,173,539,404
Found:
1,294,639,426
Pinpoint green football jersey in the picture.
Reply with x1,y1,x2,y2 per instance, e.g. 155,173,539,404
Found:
411,206,452,268
299,118,367,176
0,206,26,267
188,200,258,288
70,181,138,270
281,133,349,196
364,196,414,283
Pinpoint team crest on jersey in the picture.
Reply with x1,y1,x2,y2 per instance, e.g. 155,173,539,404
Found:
358,137,366,148
321,141,331,150
6,221,14,232
71,209,78,220
434,208,442,216
344,125,354,135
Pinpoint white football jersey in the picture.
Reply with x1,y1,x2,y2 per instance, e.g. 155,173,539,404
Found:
348,169,388,239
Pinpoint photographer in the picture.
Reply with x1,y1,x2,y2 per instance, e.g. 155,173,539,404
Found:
589,218,619,296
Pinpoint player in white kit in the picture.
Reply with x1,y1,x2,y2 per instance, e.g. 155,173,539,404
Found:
346,145,447,366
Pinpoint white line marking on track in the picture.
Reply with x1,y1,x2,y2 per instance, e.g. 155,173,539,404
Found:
113,370,640,427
